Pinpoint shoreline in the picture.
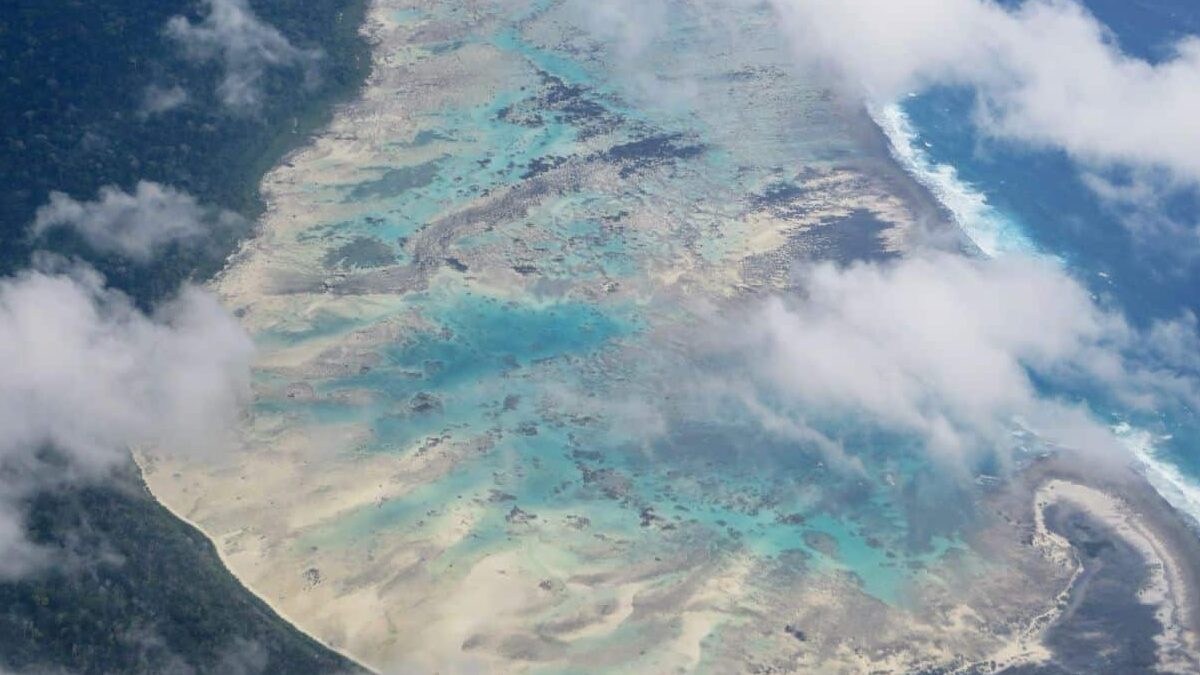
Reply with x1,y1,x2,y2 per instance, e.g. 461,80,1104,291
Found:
1012,454,1200,671
133,455,381,675
123,0,379,669
216,0,374,257
859,88,1200,667
847,101,977,255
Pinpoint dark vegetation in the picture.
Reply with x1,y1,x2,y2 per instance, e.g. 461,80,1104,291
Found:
0,465,363,674
1,0,369,304
0,1,371,672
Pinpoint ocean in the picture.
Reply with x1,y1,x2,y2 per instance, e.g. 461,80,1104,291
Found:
880,0,1200,525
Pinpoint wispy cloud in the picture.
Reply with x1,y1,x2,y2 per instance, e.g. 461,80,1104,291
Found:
140,84,191,117
165,0,322,112
0,257,253,578
766,0,1200,184
700,251,1200,474
578,0,1200,189
32,181,242,262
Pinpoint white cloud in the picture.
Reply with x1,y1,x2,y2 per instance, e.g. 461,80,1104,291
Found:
140,84,191,117
1078,169,1200,258
0,508,46,579
165,0,322,111
576,0,1200,183
766,0,1200,182
704,251,1198,473
575,0,672,61
0,259,253,578
32,181,241,262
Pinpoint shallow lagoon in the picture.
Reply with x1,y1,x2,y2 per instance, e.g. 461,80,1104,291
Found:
141,0,1066,670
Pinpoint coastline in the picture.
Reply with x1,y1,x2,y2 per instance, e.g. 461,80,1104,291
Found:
1006,454,1200,672
133,457,379,675
0,0,379,672
850,104,961,238
849,84,1200,673
122,0,378,668
195,0,374,286
860,91,1200,560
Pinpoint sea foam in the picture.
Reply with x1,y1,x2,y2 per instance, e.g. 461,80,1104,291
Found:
1115,422,1200,528
870,101,1036,258
872,99,1200,528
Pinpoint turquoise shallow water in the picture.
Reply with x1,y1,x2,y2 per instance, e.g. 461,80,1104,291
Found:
142,1,1200,669
253,0,988,633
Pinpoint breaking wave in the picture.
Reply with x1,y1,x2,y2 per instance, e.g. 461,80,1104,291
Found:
873,98,1200,528
871,101,1036,258
1115,422,1200,528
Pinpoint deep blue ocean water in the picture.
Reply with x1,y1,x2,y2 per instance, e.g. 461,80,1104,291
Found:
896,0,1200,518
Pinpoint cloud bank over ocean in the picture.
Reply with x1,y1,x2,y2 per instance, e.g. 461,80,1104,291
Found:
768,0,1200,183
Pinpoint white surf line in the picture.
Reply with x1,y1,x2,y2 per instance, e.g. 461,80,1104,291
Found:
868,100,1036,259
869,99,1200,666
871,97,1200,544
1116,422,1200,531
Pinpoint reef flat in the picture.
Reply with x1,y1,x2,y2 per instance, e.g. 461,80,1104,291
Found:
136,0,1196,672
997,457,1200,675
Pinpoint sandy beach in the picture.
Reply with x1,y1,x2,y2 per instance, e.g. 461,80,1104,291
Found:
133,458,378,673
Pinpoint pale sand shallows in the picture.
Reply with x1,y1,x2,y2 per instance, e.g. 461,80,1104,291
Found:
140,457,1196,674
134,0,1098,672
133,458,376,673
